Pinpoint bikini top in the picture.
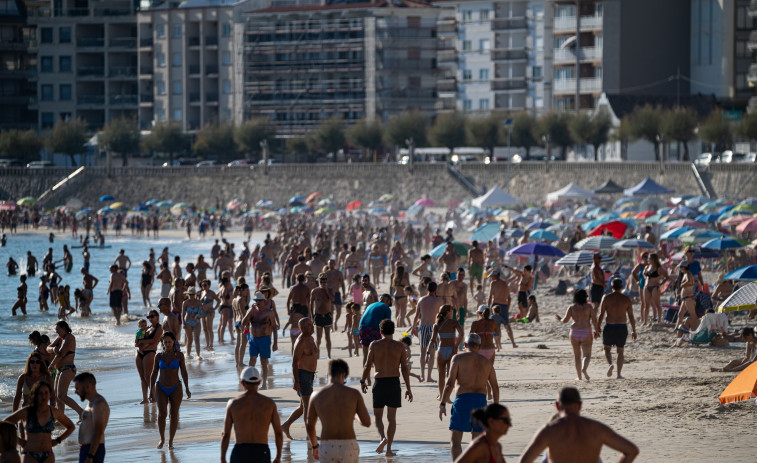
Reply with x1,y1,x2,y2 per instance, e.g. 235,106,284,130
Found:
438,320,456,339
25,409,55,434
644,269,659,278
158,356,180,370
201,297,213,304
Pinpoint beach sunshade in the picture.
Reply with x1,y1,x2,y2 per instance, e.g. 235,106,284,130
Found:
670,206,699,219
552,210,572,220
415,198,437,207
575,236,619,251
723,265,757,281
679,229,725,243
614,197,638,207
529,229,559,241
507,242,565,258
593,179,625,194
612,239,656,250
734,204,757,213
406,204,424,217
16,197,38,206
430,241,472,258
718,282,757,313
226,200,242,211
256,199,274,209
97,206,113,214
369,207,388,215
624,177,674,196
315,207,335,215
526,221,553,230
317,198,333,207
666,219,706,230
634,210,656,219
556,251,615,266
346,200,362,211
719,362,757,405
695,213,720,223
736,218,757,233
471,222,501,242
684,196,710,208
660,226,693,240
546,183,594,202
471,187,522,208
702,237,744,251
719,211,752,223
98,195,115,202
505,228,524,238
109,202,125,210
379,193,394,202
306,192,322,203
588,220,628,239
523,207,547,217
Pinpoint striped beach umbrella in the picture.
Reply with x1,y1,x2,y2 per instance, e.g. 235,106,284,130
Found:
718,282,757,313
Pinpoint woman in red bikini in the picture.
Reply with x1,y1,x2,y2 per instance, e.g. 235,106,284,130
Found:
455,403,510,462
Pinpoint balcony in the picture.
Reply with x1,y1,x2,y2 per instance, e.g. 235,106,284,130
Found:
205,65,219,75
437,79,456,93
206,92,218,103
188,37,200,47
491,17,527,31
553,77,602,93
491,48,528,61
77,66,105,77
438,20,456,34
189,92,201,103
0,39,36,50
77,37,105,47
140,66,153,75
748,64,757,83
491,78,527,91
109,37,136,48
553,46,602,64
189,65,200,75
438,49,457,63
77,95,105,105
140,38,153,47
553,15,603,32
206,36,218,46
28,69,38,79
109,94,138,105
109,66,137,77
140,94,153,103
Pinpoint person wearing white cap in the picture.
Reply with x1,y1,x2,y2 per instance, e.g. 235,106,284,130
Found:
221,366,282,463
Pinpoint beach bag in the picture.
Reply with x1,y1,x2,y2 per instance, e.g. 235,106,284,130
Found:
555,280,567,296
695,291,712,317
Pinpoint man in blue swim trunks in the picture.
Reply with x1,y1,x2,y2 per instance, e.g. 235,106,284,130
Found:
242,294,278,389
438,333,499,461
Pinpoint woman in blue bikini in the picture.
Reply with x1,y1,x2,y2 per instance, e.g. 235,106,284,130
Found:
182,287,204,360
430,305,464,401
149,332,191,450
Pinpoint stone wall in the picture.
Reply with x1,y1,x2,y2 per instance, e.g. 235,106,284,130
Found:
0,168,75,201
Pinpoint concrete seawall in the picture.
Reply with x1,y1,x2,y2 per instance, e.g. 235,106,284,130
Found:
2,163,757,209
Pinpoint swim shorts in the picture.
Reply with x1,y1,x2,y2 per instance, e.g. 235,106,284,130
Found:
109,290,122,307
248,335,272,359
591,284,605,303
79,444,105,463
602,324,628,348
359,326,381,347
298,369,315,397
418,325,435,350
314,312,333,328
333,291,342,306
291,303,309,317
493,304,509,325
469,264,483,280
372,376,401,409
230,443,270,463
517,291,529,308
319,439,359,463
449,392,487,432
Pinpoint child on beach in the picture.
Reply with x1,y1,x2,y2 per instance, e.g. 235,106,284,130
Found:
400,335,423,382
350,303,361,357
404,286,418,326
491,305,506,350
136,318,147,343
56,285,75,320
473,284,486,308
281,309,304,353
514,295,540,323
341,302,355,356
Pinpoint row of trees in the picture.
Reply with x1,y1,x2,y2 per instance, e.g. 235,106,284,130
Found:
3,106,757,165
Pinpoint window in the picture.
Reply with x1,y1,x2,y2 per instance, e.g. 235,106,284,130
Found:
594,66,603,78
532,66,542,78
479,98,489,110
223,79,231,94
157,53,165,67
222,51,231,66
41,112,54,128
463,10,472,21
554,36,568,48
172,25,181,38
737,6,749,29
479,68,489,80
407,47,420,60
59,27,71,43
462,40,471,51
556,5,575,17
59,56,71,72
535,35,544,49
59,84,71,101
463,69,471,80
156,25,165,39
408,76,421,88
157,109,166,121
737,73,747,90
173,109,182,121
480,10,489,20
479,39,490,51
60,112,71,122
463,99,472,110
222,23,232,37
40,28,53,44
41,84,53,101
172,53,181,67
40,56,53,72
157,81,166,95
172,81,181,95
595,34,603,49
555,67,574,79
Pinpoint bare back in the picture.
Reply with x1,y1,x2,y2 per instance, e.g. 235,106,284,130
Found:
227,392,279,444
309,384,368,440
369,338,406,378
449,351,495,395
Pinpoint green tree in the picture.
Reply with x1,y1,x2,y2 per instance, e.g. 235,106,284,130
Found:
628,104,663,161
0,129,42,161
699,109,733,153
588,109,612,161
312,117,345,156
234,118,276,160
100,117,140,166
662,107,697,161
738,111,757,142
569,112,593,159
193,122,235,161
428,112,466,157
285,137,310,155
46,118,88,166
347,119,384,161
466,114,501,158
611,116,632,161
141,122,188,164
537,111,573,160
510,112,538,160
384,110,428,148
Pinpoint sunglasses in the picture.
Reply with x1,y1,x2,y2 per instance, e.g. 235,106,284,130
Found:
29,360,41,365
148,314,158,318
496,416,512,426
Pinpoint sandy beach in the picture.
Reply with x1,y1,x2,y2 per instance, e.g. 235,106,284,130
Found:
2,228,755,462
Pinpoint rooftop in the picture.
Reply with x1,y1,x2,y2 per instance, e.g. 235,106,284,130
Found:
249,0,433,14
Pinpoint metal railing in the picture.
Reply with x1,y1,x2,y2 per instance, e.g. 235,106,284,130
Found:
491,78,527,91
553,77,602,92
553,15,603,31
140,38,153,47
109,37,137,48
140,94,153,103
77,95,105,104
205,65,219,74
109,66,137,77
206,36,218,46
491,48,528,61
553,47,602,63
109,94,138,105
491,17,527,31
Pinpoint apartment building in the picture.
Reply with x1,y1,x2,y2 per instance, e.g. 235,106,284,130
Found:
243,0,441,135
28,0,138,131
0,0,36,129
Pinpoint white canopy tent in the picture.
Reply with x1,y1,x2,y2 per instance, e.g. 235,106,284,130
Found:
472,186,522,209
546,183,595,202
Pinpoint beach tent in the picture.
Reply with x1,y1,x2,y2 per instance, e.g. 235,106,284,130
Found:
623,177,674,196
546,183,594,202
593,179,625,194
471,187,522,208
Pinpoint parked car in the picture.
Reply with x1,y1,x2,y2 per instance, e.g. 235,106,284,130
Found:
694,153,712,167
227,159,253,167
26,160,53,168
257,159,280,165
196,160,216,167
0,159,23,167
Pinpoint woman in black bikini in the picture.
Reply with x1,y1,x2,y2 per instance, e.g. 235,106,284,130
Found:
136,309,163,404
47,321,78,413
199,279,219,350
643,253,668,323
12,353,55,440
3,381,75,463
390,263,410,328
454,403,510,463
217,276,234,345
140,261,154,308
149,332,191,450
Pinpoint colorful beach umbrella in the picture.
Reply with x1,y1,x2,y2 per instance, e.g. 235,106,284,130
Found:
695,213,720,223
256,199,274,209
612,239,656,250
660,226,693,240
471,222,501,242
98,195,115,202
575,236,619,251
718,282,757,313
315,207,335,215
109,202,125,210
666,219,706,230
702,237,745,251
588,220,628,239
346,200,362,211
415,198,437,207
736,218,757,233
379,194,394,202
16,197,38,206
634,210,656,219
226,199,242,211
719,362,757,405
306,192,322,203
507,243,565,258
529,229,559,242
679,229,725,243
556,251,615,267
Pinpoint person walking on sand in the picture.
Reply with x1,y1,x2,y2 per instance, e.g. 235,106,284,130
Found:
360,319,413,457
311,273,334,358
240,291,278,386
411,282,444,382
149,332,191,450
282,318,318,440
556,289,598,381
589,254,605,314
596,278,637,379
488,269,517,348
519,387,638,463
74,372,110,463
307,359,371,463
221,367,283,463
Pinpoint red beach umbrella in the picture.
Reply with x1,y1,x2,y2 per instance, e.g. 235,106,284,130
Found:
346,200,362,211
588,220,628,239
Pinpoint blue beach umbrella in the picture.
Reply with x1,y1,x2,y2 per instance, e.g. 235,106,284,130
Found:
723,265,757,282
696,213,720,223
507,242,565,258
471,222,501,242
505,228,525,238
430,241,472,258
526,221,553,230
529,229,559,241
660,226,692,240
702,237,745,251
98,195,115,202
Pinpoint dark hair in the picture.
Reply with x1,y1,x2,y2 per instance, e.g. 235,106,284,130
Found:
24,352,49,377
559,386,582,405
74,372,96,386
400,336,412,346
427,281,438,293
55,321,72,334
573,289,588,305
482,307,491,319
297,274,305,282
0,421,18,452
470,403,508,430
379,319,395,335
329,359,349,378
524,265,532,272
743,327,755,338
28,381,52,416
436,305,452,326
611,278,622,290
393,266,405,286
161,331,177,343
29,331,42,346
